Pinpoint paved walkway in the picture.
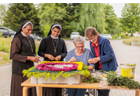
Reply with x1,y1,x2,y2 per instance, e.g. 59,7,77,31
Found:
0,64,11,96
0,39,139,96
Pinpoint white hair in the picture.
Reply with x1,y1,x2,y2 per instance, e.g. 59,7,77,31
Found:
73,36,85,45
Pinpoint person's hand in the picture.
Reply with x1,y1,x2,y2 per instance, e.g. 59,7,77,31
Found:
27,56,41,63
88,57,100,64
68,57,76,62
45,54,55,60
55,55,61,61
34,56,41,63
88,65,94,71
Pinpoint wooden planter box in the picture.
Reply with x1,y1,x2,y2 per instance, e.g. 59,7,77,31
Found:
30,74,81,85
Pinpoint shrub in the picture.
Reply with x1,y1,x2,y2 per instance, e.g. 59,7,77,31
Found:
0,31,3,37
123,37,140,46
0,37,11,53
120,33,125,39
114,34,118,39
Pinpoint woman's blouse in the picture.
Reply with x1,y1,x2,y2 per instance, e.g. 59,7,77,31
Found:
65,48,93,66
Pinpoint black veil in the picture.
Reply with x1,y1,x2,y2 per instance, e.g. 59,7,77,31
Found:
47,23,62,38
14,20,30,38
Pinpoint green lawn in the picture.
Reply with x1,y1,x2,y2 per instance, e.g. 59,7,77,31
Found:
0,37,40,66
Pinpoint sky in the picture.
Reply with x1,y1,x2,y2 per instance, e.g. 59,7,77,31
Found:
0,2,125,18
109,3,125,18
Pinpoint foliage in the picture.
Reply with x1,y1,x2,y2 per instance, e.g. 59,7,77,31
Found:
56,3,81,38
107,71,140,89
120,33,126,39
123,37,140,46
3,3,40,34
22,64,90,81
0,37,11,53
0,31,3,37
0,52,11,65
104,4,121,35
44,24,51,37
0,4,7,26
82,76,100,83
35,40,39,54
38,3,81,38
75,3,106,35
38,3,66,33
121,3,140,33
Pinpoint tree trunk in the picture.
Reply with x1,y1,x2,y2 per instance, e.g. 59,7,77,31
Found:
63,31,67,38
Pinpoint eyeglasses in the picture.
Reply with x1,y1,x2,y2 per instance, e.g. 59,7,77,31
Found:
75,45,84,49
87,35,96,41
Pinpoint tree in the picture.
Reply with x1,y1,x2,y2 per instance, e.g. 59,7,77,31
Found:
38,3,81,37
75,3,106,35
3,3,40,34
38,3,66,36
121,3,140,33
104,3,118,34
0,4,7,26
56,3,81,38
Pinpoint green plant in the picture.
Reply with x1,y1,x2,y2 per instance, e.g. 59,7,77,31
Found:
107,71,140,89
2,53,9,61
114,34,118,39
82,76,100,83
0,31,3,37
44,24,51,37
22,64,90,81
120,33,125,39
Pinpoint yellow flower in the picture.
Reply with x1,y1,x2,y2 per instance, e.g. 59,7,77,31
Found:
74,62,83,70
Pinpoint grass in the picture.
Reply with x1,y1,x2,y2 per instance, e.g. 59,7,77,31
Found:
0,37,12,53
123,37,140,46
62,37,70,40
0,37,40,66
0,51,11,65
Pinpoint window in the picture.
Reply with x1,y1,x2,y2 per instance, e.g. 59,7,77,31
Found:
0,28,8,32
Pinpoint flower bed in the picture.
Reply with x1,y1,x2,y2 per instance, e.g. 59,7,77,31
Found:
36,61,83,71
22,61,90,81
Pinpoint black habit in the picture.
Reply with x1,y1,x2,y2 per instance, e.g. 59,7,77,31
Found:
38,35,67,96
38,35,67,61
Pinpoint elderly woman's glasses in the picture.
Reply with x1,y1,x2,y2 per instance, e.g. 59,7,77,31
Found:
75,45,84,49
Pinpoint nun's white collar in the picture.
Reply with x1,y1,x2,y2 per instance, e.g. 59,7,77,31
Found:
50,35,58,39
21,31,27,37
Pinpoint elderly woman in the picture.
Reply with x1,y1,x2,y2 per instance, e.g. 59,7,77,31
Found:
65,36,94,96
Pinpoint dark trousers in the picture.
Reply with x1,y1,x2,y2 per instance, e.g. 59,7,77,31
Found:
67,88,86,96
97,89,110,96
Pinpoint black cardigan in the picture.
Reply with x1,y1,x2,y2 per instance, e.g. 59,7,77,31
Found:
38,36,67,61
11,33,35,75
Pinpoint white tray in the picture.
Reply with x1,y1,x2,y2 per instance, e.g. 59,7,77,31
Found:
30,74,81,85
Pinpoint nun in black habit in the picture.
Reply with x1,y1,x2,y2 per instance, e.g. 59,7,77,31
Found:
38,23,67,96
10,20,40,96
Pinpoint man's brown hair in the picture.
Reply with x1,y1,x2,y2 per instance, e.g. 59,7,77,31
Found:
85,27,98,38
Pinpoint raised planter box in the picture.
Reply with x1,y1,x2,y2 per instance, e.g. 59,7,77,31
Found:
131,41,140,46
30,74,81,85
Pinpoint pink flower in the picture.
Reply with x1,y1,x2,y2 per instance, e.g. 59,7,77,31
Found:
36,62,78,71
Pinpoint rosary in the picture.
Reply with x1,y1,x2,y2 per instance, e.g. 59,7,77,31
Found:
52,39,58,53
